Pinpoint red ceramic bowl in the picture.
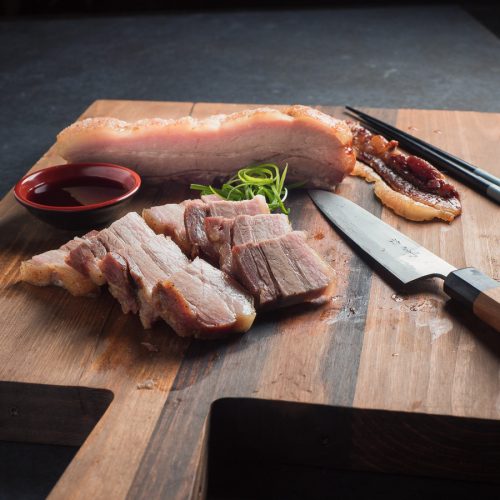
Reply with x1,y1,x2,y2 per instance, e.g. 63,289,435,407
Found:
14,163,141,230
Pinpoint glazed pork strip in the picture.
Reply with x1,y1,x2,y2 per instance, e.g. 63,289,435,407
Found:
205,214,292,275
56,105,356,189
349,122,462,222
232,231,334,309
20,232,100,297
142,201,191,254
153,257,256,339
184,195,270,261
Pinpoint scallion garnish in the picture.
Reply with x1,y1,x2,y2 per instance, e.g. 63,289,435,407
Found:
190,163,302,215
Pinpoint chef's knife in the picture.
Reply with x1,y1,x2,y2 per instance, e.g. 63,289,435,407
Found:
309,190,500,332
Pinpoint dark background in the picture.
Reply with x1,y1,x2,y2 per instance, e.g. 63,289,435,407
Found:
1,0,500,199
1,1,500,498
0,0,499,35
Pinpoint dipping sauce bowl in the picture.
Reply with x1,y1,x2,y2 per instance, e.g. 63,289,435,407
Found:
14,163,141,230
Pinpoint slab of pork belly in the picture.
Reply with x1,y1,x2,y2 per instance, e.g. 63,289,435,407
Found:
56,106,355,189
205,213,292,275
184,195,269,261
153,257,256,339
142,201,191,254
232,231,334,308
20,231,100,296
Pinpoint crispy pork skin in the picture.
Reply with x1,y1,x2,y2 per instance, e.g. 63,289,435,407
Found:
153,257,256,339
232,231,334,308
56,106,355,189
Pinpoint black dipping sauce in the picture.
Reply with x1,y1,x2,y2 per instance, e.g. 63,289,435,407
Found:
27,177,128,207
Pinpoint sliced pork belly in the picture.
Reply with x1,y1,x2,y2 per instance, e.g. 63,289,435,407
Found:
205,213,292,275
232,231,334,308
232,213,291,245
153,257,255,339
96,214,157,314
204,217,234,274
67,233,107,285
142,202,191,254
65,213,156,314
20,235,99,297
56,106,355,189
101,235,189,328
131,235,189,328
99,252,137,314
184,195,270,261
67,212,154,287
183,199,215,260
208,195,270,218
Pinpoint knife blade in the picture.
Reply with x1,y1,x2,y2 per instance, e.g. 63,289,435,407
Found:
309,189,500,331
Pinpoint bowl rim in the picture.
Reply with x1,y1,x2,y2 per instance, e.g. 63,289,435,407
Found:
14,162,142,212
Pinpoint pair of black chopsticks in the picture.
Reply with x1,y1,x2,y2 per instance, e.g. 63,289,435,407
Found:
345,106,500,205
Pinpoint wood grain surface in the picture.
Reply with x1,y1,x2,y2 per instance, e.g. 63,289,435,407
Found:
0,100,499,499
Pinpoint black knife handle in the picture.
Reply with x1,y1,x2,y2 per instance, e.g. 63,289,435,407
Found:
443,268,500,332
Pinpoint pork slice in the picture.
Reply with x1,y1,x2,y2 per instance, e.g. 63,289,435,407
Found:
232,231,334,308
207,195,270,218
231,213,291,245
153,257,256,339
142,201,191,254
201,194,222,202
183,199,218,261
204,217,234,274
67,212,155,286
99,252,137,314
95,213,157,314
20,230,101,296
66,233,107,285
130,235,189,328
20,246,99,297
56,105,355,189
186,195,270,263
205,213,292,276
97,235,189,327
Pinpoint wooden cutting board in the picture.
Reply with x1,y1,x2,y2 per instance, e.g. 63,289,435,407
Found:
0,101,499,499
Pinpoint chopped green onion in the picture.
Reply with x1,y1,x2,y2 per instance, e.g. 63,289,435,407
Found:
190,163,303,215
